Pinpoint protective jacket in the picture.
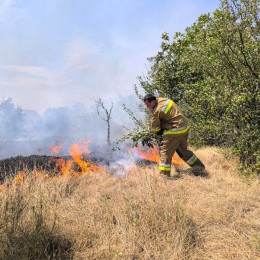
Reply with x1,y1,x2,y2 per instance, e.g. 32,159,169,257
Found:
151,98,190,136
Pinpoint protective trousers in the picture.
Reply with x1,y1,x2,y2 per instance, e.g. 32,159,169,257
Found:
158,132,205,176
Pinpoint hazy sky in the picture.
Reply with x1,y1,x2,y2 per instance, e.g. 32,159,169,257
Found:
0,0,219,114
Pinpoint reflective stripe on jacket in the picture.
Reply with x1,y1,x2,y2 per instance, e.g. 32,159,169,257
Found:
163,124,190,136
151,98,189,135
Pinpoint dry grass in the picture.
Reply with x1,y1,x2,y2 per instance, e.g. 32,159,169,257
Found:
0,147,259,259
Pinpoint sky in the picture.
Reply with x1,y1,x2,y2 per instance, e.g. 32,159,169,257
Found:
0,0,220,114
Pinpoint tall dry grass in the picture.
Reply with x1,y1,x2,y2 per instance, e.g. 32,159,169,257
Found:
0,147,259,259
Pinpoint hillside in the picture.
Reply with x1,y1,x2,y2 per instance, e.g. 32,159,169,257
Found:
0,147,259,259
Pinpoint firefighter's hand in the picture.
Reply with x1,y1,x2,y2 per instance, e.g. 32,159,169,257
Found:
157,135,163,147
157,129,164,136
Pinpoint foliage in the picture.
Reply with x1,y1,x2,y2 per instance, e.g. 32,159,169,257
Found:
118,104,157,147
123,0,260,172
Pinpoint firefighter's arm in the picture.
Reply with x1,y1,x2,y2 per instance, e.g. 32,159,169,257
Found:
151,110,162,135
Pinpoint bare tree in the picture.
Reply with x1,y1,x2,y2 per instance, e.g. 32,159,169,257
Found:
94,98,113,146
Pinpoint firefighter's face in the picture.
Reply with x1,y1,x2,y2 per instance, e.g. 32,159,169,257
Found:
144,100,156,110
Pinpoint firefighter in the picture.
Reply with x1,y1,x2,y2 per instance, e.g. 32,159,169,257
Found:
143,94,205,177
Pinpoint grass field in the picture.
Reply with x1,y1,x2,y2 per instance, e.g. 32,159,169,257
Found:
0,147,259,259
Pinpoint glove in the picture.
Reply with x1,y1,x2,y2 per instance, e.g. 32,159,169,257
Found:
157,129,164,136
156,135,163,147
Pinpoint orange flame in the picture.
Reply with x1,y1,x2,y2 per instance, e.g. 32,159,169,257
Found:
0,169,50,191
0,140,105,192
133,146,185,166
50,143,64,154
14,171,26,186
51,140,105,176
53,158,73,176
31,169,49,179
69,143,103,174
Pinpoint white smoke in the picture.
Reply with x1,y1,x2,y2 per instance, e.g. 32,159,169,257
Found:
0,95,141,162
107,158,134,177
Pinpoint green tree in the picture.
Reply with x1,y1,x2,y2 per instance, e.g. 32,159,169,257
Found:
183,0,260,171
124,0,259,172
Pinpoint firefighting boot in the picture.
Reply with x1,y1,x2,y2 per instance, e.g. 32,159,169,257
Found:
190,158,206,176
192,158,205,168
161,171,171,177
160,170,171,178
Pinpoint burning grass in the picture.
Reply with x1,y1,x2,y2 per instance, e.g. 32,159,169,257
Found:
0,147,259,259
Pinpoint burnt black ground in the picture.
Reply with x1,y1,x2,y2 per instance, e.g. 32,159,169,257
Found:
0,155,105,182
0,155,66,182
0,154,154,183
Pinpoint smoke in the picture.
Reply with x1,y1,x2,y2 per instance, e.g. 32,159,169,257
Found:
0,95,142,163
107,159,134,177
